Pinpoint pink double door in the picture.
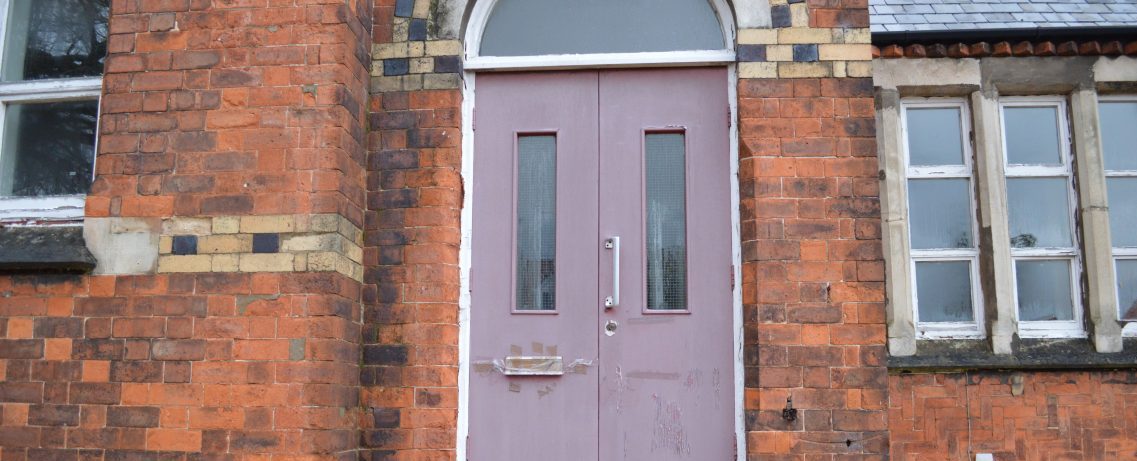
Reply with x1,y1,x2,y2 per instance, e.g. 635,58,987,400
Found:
470,68,733,460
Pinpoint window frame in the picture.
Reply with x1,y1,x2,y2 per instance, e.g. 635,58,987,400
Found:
998,96,1085,338
899,98,985,339
0,0,104,221
1098,95,1137,336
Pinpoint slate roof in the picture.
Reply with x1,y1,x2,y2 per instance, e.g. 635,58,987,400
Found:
870,0,1137,34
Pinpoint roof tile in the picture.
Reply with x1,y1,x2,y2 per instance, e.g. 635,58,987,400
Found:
871,0,1137,31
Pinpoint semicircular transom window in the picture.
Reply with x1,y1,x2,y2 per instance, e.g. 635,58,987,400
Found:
479,0,726,57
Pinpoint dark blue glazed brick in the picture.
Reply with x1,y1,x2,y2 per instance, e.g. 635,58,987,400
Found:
252,234,279,254
394,0,415,18
408,19,428,41
171,236,197,255
793,44,818,62
737,45,767,62
788,0,805,3
383,59,409,76
771,5,792,28
434,56,461,73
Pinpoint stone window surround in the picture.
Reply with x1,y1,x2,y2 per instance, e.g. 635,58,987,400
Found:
876,56,1137,358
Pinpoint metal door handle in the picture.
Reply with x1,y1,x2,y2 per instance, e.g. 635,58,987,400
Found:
604,236,620,309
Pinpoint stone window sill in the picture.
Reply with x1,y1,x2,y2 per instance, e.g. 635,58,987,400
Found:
0,226,96,272
889,338,1137,372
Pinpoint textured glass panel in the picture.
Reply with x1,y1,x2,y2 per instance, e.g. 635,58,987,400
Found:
480,0,724,56
1007,178,1072,248
0,100,98,197
2,0,109,81
908,179,974,249
1117,260,1137,321
515,136,556,311
1108,178,1137,248
646,133,687,310
1100,102,1137,171
1004,106,1062,165
905,107,964,166
915,261,974,323
1016,260,1074,321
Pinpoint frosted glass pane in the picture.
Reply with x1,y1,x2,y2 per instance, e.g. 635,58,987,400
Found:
1100,102,1137,171
515,136,556,311
1015,260,1074,321
915,261,974,323
1117,260,1137,321
905,107,964,166
1107,178,1137,248
0,100,98,197
1007,178,1071,248
646,133,687,310
908,179,974,249
1004,107,1062,165
480,0,724,57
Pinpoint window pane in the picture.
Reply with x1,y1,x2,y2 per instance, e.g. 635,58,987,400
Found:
905,107,965,166
646,133,687,310
0,100,98,197
908,179,974,249
481,0,724,56
2,0,109,81
1015,260,1074,321
1006,178,1072,248
1107,178,1137,248
515,135,556,311
1100,102,1137,171
1117,260,1137,321
915,261,975,323
1003,106,1062,166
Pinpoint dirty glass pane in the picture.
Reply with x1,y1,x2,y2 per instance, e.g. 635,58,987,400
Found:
915,261,974,323
1116,260,1137,321
1006,178,1071,248
1015,259,1074,322
515,135,556,311
480,0,724,56
2,0,109,81
646,133,687,310
1107,178,1137,248
1003,106,1063,165
905,107,965,166
908,179,974,249
1100,101,1137,171
0,100,98,197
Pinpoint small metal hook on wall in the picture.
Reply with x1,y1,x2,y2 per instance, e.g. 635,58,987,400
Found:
782,396,798,422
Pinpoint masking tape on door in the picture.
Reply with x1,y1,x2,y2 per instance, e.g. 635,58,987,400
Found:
472,357,595,376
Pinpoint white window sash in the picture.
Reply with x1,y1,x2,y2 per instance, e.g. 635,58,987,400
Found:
1099,95,1137,335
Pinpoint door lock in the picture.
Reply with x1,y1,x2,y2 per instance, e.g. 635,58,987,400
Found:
604,320,618,336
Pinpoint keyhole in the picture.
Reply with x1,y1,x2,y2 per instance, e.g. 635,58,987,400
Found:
604,320,618,336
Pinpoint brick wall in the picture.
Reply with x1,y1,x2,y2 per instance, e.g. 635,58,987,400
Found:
890,371,1137,460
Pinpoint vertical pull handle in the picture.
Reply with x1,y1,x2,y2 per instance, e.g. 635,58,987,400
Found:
604,237,620,309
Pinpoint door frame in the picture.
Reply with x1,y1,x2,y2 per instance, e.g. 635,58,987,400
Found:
457,3,745,459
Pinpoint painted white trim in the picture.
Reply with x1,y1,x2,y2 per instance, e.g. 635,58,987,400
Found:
727,62,745,461
457,70,474,461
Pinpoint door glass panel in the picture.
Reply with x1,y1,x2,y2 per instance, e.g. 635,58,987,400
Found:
1006,178,1072,248
1015,259,1074,321
905,107,965,166
908,179,974,249
1117,259,1137,321
1107,178,1137,248
1100,101,1137,171
515,135,556,311
915,261,974,323
1003,106,1063,166
645,133,687,310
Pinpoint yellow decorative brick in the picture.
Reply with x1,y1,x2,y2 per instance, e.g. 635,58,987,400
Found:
238,253,295,273
847,61,873,77
834,28,872,44
162,218,211,235
766,45,794,62
392,18,409,42
408,42,425,57
778,28,833,44
282,234,341,253
424,73,461,89
374,43,410,59
413,0,430,18
310,214,339,233
158,255,213,273
308,252,340,272
159,236,172,254
819,44,872,61
212,216,239,234
739,62,778,79
410,57,434,74
738,29,778,45
293,253,308,272
211,254,239,272
198,235,252,254
833,61,847,78
426,40,462,56
790,4,810,27
240,215,295,233
344,242,364,264
778,62,833,78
